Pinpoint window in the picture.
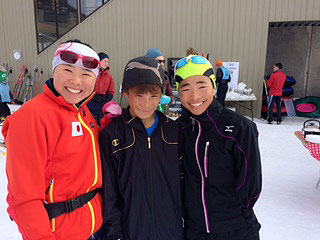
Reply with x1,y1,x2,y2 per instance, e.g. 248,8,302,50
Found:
35,0,58,51
56,0,78,36
35,0,110,53
80,0,103,21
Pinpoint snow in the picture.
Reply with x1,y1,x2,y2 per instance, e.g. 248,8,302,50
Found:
226,82,257,100
1,105,320,239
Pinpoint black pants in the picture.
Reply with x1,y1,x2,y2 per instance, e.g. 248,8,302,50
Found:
267,96,282,122
216,83,228,107
0,102,10,117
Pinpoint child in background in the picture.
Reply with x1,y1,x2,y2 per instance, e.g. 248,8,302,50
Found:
88,52,115,125
0,66,11,121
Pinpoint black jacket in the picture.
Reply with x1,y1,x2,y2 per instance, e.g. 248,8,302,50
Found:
100,108,184,240
177,99,262,237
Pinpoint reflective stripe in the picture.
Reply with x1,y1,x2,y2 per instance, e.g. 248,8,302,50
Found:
87,202,96,234
194,119,210,233
49,178,56,232
204,142,210,178
77,112,99,234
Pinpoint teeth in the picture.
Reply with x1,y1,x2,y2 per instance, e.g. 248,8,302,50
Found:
191,102,202,107
66,87,81,94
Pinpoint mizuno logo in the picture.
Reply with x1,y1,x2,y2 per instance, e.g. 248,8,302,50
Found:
225,126,234,132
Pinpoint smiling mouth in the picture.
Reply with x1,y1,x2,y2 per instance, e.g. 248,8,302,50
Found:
66,87,82,94
190,102,204,107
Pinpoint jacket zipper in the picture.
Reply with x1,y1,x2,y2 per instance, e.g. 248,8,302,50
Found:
49,178,56,232
193,118,211,233
77,112,99,234
147,137,151,149
191,118,195,131
204,141,210,178
147,136,156,239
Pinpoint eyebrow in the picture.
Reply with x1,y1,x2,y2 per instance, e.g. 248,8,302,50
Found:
83,68,93,73
63,64,92,73
180,80,209,89
195,80,208,85
179,83,190,89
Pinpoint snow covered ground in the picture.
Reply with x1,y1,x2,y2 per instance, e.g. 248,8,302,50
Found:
1,105,320,239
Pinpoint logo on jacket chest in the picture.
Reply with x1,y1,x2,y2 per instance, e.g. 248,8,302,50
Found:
72,122,83,137
112,139,120,146
225,125,234,132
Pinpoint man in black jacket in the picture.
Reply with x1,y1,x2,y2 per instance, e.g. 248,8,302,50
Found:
100,56,184,240
215,59,231,107
175,55,262,240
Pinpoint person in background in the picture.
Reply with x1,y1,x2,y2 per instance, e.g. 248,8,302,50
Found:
266,62,286,124
186,47,198,56
100,56,184,240
0,66,11,122
215,59,231,107
3,40,104,240
146,48,174,106
175,55,262,240
88,52,115,125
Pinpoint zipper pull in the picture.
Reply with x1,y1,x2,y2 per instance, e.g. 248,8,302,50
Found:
191,118,195,131
147,137,151,149
204,141,210,178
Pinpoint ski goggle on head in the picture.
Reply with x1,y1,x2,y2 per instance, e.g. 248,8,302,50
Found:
52,42,100,77
174,55,216,89
55,50,100,69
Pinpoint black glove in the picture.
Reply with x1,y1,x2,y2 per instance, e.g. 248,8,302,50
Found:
104,93,113,104
93,94,107,104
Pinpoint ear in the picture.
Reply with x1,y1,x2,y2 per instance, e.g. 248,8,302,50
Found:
123,91,129,98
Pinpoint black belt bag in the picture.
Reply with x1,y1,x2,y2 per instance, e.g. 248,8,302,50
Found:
44,189,99,219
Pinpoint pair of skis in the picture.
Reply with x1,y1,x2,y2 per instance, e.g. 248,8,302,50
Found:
23,66,38,104
12,64,41,104
12,64,28,103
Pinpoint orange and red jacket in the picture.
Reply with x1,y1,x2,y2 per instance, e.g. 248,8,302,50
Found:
267,71,286,96
3,81,103,240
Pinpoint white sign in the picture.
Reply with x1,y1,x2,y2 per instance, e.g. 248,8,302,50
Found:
223,62,239,90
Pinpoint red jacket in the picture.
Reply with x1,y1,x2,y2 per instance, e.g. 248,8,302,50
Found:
95,69,115,96
3,81,103,239
267,71,286,96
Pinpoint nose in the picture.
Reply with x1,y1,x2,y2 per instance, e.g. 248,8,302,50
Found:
70,74,82,85
141,96,153,109
189,89,200,101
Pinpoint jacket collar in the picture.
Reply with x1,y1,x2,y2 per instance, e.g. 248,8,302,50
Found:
178,98,223,130
44,78,94,112
100,68,110,76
